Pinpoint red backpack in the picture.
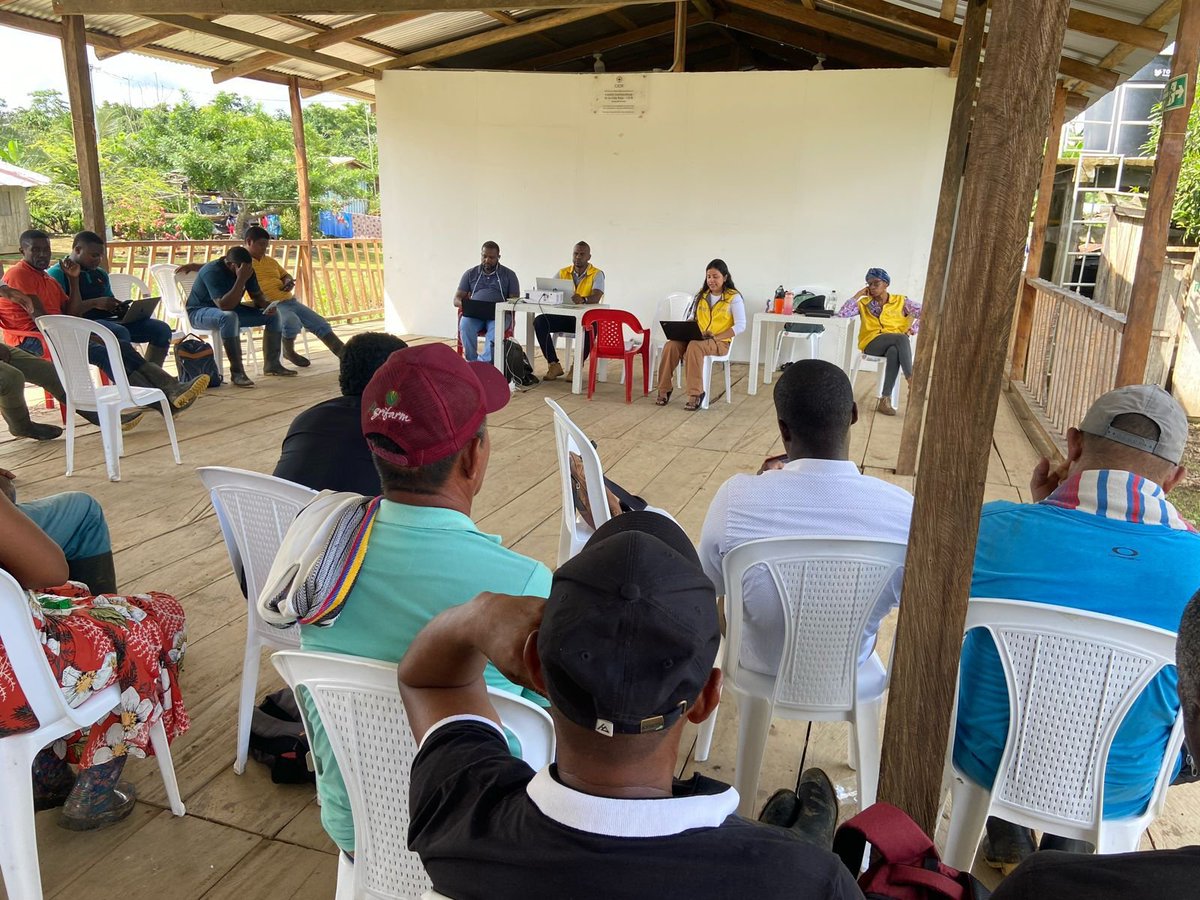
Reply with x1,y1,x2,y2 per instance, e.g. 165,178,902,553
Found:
832,803,991,900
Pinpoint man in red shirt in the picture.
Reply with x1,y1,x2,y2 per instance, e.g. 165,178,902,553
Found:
1,230,207,412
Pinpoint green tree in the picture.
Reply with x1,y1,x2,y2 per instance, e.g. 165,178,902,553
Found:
1145,70,1200,242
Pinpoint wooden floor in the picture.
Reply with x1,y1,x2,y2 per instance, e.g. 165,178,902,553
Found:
2,326,1196,899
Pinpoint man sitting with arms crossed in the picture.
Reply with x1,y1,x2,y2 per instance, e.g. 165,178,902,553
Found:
48,230,176,373
700,359,912,697
956,384,1200,872
990,588,1200,897
534,241,604,381
244,225,345,367
398,510,863,900
261,341,552,860
1,230,206,413
182,247,295,386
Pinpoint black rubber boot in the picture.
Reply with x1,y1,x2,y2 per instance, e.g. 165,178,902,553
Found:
68,552,118,595
282,337,311,367
138,362,209,412
224,337,254,387
144,344,169,367
320,332,345,358
2,402,63,441
263,330,298,377
789,768,839,850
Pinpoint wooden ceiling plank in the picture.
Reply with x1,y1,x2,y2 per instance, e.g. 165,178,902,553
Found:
148,14,382,77
1067,8,1168,53
1056,54,1121,90
210,12,421,82
825,0,960,40
606,10,638,28
715,11,914,68
517,13,694,70
728,0,950,65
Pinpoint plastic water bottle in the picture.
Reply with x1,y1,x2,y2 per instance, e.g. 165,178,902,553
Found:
828,289,838,312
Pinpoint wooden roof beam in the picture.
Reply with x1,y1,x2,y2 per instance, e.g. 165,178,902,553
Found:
94,22,188,59
313,4,624,94
513,13,698,70
606,10,639,28
825,0,959,40
1066,8,1168,52
210,13,419,83
728,0,950,66
937,0,955,50
60,0,664,14
715,11,914,68
1085,0,1180,89
265,15,401,56
484,10,565,49
1056,54,1120,91
147,14,382,78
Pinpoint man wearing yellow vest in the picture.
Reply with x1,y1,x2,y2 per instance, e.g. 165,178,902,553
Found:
534,241,604,381
836,267,921,416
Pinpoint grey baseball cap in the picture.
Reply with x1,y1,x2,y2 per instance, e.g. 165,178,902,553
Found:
1078,384,1188,464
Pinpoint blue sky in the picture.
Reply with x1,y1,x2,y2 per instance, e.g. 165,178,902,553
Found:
0,25,344,111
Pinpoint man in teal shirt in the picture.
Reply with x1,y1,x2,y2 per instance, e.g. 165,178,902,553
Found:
299,342,550,855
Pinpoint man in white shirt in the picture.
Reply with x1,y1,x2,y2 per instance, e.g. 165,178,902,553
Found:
699,359,913,691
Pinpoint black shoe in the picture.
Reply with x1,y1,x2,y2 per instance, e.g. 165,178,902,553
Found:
758,789,800,828
790,768,839,849
1039,833,1094,854
983,816,1037,874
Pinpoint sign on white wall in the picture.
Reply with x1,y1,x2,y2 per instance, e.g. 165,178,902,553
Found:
592,74,647,117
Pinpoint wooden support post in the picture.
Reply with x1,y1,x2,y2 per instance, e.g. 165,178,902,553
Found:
288,77,316,303
1116,0,1200,386
60,15,106,237
672,1,687,71
894,0,988,477
877,0,1071,835
1009,82,1068,380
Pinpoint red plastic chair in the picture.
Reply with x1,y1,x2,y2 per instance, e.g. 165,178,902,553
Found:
582,309,650,403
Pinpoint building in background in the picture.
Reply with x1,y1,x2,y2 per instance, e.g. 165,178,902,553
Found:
0,161,49,254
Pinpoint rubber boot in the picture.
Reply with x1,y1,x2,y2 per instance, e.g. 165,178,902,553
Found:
60,757,136,831
68,552,118,595
224,337,254,388
282,337,311,367
144,344,169,367
138,361,209,412
2,401,63,441
263,330,298,377
320,332,345,359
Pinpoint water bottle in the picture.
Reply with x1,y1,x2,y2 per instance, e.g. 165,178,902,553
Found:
828,289,838,312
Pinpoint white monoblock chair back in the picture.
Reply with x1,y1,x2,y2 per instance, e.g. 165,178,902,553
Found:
149,263,187,339
174,268,261,375
649,292,694,389
39,315,181,482
941,598,1185,870
545,398,610,566
196,466,316,774
272,649,555,900
108,272,153,301
849,333,916,408
0,570,185,900
713,536,907,817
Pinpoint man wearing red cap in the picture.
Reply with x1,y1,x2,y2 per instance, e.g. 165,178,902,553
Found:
294,342,552,859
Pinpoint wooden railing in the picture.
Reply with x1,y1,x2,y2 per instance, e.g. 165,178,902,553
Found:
1016,277,1125,441
105,239,384,323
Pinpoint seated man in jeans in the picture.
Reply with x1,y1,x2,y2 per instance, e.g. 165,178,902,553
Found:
398,511,861,900
454,240,519,364
533,241,603,380
182,247,295,387
244,225,344,367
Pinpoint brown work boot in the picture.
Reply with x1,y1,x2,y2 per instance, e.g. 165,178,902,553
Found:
544,361,564,380
877,396,896,416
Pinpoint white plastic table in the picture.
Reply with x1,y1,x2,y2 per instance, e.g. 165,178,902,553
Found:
747,312,860,395
497,300,592,394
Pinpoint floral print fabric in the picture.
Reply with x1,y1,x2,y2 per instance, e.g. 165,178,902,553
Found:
0,582,188,766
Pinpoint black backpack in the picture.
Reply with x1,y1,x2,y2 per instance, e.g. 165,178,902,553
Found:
248,688,315,784
173,333,224,388
502,338,539,387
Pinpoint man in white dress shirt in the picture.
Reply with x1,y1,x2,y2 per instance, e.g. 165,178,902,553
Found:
699,359,913,692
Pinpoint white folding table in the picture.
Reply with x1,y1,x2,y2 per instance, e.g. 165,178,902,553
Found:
746,312,860,395
496,300,592,395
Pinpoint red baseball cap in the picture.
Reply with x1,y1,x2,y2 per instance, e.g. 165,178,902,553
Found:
361,343,511,467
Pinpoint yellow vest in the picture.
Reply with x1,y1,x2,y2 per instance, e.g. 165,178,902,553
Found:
557,264,601,300
856,293,912,350
693,288,739,338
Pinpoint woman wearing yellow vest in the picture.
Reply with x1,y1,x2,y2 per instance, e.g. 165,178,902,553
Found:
656,259,746,411
836,267,921,416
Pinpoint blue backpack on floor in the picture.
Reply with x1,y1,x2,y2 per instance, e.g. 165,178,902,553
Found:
174,333,224,388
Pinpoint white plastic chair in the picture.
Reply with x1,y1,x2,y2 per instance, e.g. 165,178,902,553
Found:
849,334,916,409
272,649,555,900
702,536,907,817
174,269,261,376
941,598,1186,871
545,398,611,566
772,286,834,370
650,292,693,390
0,569,185,900
108,272,153,301
38,315,181,482
697,337,734,409
149,262,189,341
196,466,317,775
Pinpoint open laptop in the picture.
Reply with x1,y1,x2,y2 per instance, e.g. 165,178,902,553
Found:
660,320,705,342
117,297,161,324
536,277,576,297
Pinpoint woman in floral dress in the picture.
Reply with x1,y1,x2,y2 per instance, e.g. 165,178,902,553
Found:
0,489,189,830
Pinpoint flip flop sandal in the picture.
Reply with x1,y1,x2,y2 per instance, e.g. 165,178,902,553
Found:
655,391,672,406
684,393,706,411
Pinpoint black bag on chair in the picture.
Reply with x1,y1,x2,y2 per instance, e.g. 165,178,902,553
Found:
173,333,224,388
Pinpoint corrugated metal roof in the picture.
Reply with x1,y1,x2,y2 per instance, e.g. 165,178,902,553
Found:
0,162,51,188
0,0,1182,103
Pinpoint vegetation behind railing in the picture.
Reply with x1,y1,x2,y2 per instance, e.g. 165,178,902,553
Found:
1017,278,1125,441
105,239,384,323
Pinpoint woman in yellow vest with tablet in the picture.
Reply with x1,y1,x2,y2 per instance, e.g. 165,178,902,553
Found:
836,267,921,416
655,259,746,411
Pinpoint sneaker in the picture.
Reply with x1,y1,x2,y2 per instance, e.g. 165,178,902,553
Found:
544,361,564,380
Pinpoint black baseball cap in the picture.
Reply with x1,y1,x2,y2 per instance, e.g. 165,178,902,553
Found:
537,511,720,737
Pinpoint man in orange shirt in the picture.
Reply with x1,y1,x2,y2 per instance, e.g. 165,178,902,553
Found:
0,230,206,412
